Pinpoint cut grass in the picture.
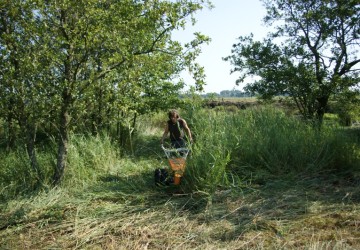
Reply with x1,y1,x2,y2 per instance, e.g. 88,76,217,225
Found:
1,164,359,249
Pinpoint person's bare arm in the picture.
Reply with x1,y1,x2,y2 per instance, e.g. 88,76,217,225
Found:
182,119,193,143
161,123,169,144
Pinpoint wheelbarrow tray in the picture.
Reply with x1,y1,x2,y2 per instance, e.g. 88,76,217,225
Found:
161,146,190,185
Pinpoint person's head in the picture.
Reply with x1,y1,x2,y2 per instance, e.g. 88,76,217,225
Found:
168,109,179,123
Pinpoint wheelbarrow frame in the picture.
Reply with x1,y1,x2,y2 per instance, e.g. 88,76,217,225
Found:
161,145,190,185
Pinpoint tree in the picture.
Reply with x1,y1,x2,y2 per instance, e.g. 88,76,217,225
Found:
224,0,360,124
0,0,211,185
0,0,48,183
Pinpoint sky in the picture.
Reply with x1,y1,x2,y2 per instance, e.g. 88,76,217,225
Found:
172,0,269,94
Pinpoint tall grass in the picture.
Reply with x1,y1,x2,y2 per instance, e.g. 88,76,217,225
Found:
1,107,359,201
0,133,123,202
182,109,237,193
183,106,359,192
64,133,119,188
0,148,54,202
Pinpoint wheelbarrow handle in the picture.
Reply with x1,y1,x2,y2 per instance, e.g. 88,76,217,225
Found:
161,145,190,158
162,147,189,153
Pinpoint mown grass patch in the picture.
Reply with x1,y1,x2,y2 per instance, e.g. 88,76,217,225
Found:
1,172,359,249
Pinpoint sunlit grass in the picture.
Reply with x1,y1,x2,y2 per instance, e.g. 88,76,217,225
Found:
1,107,359,249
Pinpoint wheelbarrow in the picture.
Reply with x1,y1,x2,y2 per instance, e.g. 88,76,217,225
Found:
161,145,190,185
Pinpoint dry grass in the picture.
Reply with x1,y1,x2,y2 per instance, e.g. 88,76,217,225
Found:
1,171,359,250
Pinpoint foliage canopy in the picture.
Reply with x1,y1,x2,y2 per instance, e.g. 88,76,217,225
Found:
224,0,360,123
0,0,212,184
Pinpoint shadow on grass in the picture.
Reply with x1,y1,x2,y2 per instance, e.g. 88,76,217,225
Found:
89,166,359,230
203,171,360,238
112,134,210,212
86,167,209,215
83,132,360,243
132,134,165,159
87,130,360,226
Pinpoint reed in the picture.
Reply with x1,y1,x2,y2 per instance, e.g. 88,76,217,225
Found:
183,106,359,191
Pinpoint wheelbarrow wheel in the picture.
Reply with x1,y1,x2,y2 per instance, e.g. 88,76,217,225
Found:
154,168,173,186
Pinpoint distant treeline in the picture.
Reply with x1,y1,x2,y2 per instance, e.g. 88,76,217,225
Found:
202,90,253,98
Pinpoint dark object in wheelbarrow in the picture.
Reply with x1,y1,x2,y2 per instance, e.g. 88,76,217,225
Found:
154,168,173,186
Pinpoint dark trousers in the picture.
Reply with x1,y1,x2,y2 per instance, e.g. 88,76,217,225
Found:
171,139,186,149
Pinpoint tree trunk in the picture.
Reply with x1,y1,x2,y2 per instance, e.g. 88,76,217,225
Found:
5,113,16,151
18,111,43,183
25,123,43,183
53,94,71,185
316,96,329,125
